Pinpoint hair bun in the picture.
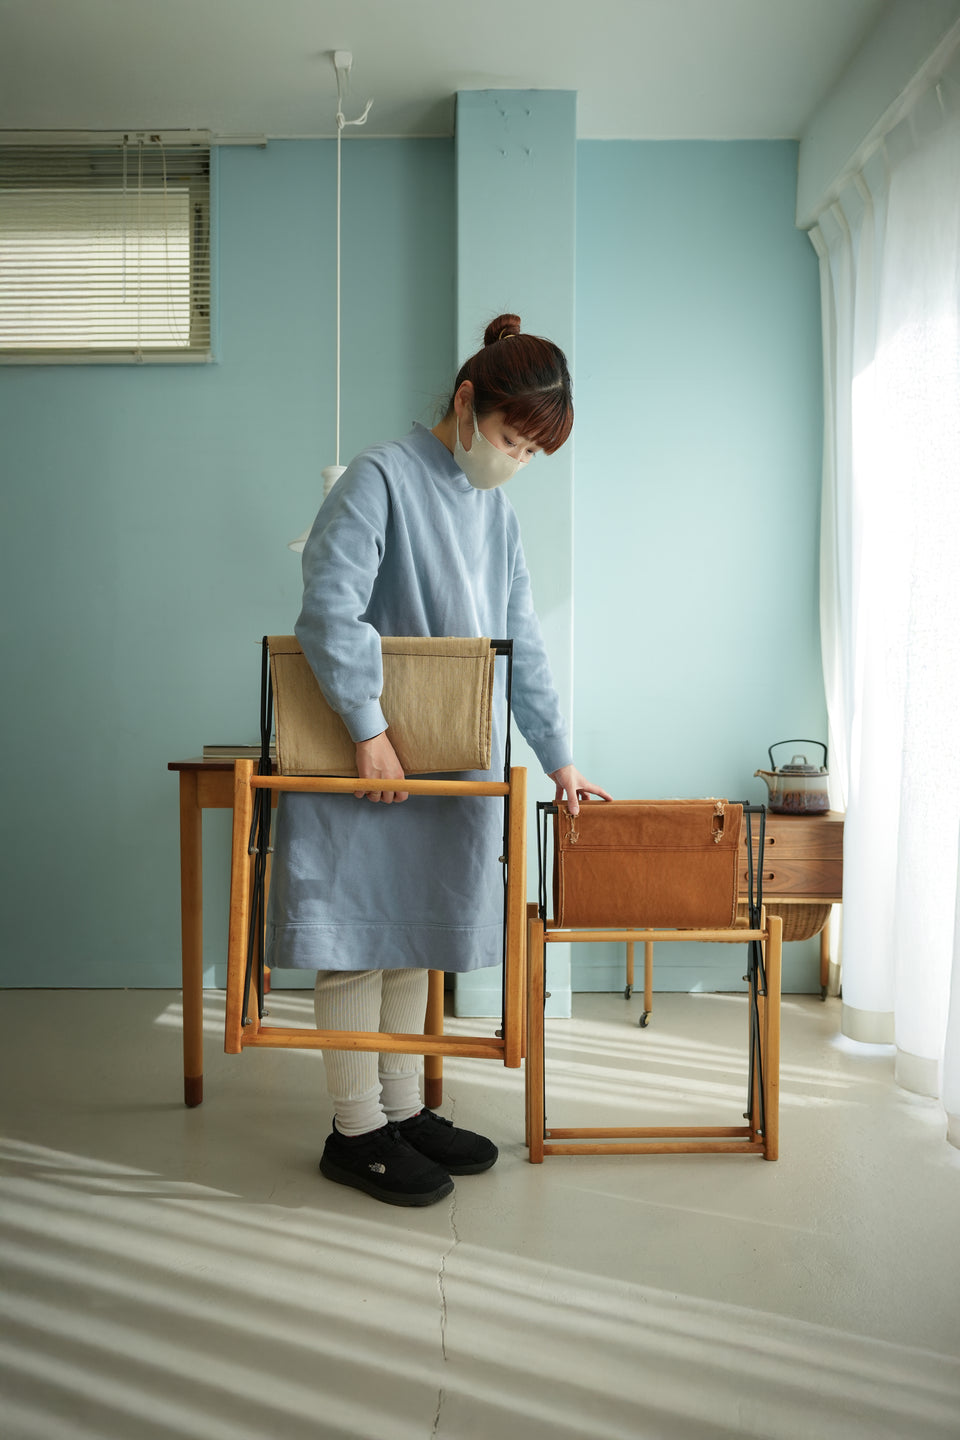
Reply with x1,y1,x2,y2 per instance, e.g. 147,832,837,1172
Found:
484,313,522,346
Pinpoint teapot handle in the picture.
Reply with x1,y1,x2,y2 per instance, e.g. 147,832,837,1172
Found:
768,739,828,770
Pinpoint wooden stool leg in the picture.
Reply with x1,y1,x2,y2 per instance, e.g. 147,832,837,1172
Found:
424,968,444,1110
526,916,546,1162
262,851,273,994
763,916,782,1161
523,903,540,1062
225,761,257,1055
502,765,527,1069
179,771,204,1107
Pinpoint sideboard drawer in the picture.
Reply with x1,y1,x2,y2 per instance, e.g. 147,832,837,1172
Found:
740,812,844,859
738,858,843,902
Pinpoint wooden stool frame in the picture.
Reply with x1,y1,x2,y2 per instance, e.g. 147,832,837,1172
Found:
526,802,782,1161
224,640,527,1094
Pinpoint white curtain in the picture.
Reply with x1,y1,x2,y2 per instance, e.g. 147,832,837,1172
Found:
811,46,960,1144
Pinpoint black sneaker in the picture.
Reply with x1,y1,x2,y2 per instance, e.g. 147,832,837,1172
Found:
395,1109,498,1175
319,1122,454,1207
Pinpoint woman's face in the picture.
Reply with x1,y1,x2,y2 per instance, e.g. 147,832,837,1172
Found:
452,383,542,465
474,410,542,465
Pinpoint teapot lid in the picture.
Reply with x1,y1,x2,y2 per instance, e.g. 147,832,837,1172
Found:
769,739,828,774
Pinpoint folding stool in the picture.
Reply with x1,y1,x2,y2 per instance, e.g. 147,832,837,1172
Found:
224,637,526,1104
526,801,782,1161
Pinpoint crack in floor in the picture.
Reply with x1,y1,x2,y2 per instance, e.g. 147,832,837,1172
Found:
431,1386,446,1438
437,1184,460,1362
432,1100,460,1437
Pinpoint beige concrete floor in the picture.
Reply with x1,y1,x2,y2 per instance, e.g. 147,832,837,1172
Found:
2,988,959,1440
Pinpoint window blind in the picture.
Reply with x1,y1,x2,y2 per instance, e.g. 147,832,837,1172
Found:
0,135,211,362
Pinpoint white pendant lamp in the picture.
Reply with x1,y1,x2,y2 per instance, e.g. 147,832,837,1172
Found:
289,52,373,553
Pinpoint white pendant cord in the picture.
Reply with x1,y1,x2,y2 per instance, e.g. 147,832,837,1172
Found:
289,56,371,548
333,56,373,469
335,106,342,467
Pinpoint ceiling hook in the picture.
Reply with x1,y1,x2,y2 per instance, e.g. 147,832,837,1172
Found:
333,51,373,130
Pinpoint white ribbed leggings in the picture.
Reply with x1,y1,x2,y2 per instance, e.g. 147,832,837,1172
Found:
314,967,428,1135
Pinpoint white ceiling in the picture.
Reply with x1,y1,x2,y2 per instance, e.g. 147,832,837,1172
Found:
0,0,889,140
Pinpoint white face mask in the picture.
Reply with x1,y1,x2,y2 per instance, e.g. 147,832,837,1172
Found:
454,410,523,491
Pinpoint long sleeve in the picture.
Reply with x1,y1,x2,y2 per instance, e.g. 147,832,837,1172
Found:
294,459,391,743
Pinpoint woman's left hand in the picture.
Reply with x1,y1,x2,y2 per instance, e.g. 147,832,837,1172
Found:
548,764,612,817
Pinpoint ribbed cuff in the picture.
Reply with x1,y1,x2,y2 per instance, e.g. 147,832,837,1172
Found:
533,735,574,777
341,701,388,744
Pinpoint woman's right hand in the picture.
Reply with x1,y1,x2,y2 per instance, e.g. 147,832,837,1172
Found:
355,732,408,804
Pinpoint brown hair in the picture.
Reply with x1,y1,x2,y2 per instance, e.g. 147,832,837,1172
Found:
446,313,573,454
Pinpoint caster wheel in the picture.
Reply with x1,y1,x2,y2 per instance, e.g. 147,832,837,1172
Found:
820,986,827,1002
638,1012,650,1029
624,985,632,1000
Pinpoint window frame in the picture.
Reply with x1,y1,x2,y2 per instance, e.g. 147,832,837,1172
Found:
0,131,215,366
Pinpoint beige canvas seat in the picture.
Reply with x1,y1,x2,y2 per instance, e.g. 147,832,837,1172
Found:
267,634,497,778
224,636,526,1105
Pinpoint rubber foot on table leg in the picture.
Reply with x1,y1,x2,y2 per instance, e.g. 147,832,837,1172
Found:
184,1075,203,1108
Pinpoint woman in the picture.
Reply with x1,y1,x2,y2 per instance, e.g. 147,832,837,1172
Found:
266,313,610,1207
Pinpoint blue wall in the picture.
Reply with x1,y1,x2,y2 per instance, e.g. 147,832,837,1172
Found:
0,139,455,986
573,141,825,991
0,135,825,991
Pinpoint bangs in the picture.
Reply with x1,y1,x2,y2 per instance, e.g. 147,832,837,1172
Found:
500,389,574,455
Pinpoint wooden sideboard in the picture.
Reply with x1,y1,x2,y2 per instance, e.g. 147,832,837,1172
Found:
615,807,844,1022
738,810,843,996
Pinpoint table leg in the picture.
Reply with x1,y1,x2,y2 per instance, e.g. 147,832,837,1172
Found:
642,940,654,1027
179,772,204,1107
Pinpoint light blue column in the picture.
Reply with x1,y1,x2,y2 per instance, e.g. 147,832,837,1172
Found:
453,91,577,1018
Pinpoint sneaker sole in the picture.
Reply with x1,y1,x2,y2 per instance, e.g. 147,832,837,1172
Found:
319,1156,455,1207
438,1150,498,1176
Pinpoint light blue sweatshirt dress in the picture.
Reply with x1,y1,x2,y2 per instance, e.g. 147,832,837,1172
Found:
265,423,572,973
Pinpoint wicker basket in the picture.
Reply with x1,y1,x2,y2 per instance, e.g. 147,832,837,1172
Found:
737,901,831,943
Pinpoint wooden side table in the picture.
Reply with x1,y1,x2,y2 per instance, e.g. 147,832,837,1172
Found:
626,808,843,1023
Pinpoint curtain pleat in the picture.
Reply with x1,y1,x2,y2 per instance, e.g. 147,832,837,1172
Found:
810,46,960,1138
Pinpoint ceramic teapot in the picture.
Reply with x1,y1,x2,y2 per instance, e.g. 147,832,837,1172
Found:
755,740,830,814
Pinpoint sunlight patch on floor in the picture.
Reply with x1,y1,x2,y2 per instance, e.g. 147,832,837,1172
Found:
3,1134,958,1440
